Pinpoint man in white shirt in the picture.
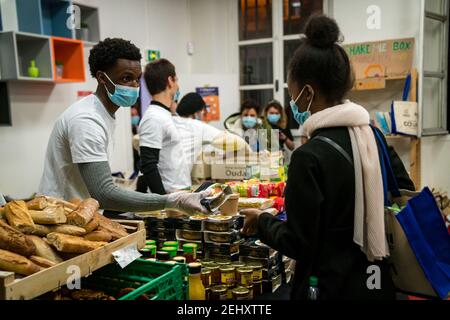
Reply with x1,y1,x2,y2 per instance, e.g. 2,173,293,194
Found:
172,92,222,172
137,59,191,195
39,38,208,214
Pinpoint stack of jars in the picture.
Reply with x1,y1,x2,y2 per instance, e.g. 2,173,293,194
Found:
199,260,263,300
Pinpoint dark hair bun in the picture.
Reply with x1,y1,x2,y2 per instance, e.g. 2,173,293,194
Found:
305,15,341,49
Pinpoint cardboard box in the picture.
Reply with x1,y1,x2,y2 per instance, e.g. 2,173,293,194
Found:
191,161,212,179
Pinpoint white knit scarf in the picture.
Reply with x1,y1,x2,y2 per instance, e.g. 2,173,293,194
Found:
302,100,389,262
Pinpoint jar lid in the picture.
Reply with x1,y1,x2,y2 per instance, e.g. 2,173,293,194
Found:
188,262,202,274
161,246,177,256
183,243,198,253
246,262,263,269
201,269,212,275
173,256,186,264
145,240,156,246
210,285,227,293
163,241,178,247
219,266,235,272
237,267,253,273
232,287,249,295
156,251,170,261
231,261,246,267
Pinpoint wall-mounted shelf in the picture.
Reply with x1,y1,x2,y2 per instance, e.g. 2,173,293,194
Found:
15,0,72,38
51,36,85,83
41,0,73,38
0,82,11,126
0,31,54,82
73,2,100,43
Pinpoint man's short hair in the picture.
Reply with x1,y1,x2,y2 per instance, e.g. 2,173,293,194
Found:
144,59,176,95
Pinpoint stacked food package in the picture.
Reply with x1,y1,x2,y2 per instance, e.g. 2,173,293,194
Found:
0,196,129,277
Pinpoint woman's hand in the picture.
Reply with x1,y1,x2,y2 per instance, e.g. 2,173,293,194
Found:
240,209,264,236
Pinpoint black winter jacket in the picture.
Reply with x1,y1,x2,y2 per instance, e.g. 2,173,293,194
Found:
257,127,415,300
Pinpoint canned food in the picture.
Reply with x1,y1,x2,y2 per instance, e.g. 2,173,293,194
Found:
219,266,236,286
232,287,250,300
210,285,228,300
236,267,253,286
247,263,263,282
201,269,212,288
207,264,220,285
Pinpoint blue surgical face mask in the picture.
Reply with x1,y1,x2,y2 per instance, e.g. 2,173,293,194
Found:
174,90,181,103
242,116,257,129
103,72,140,107
267,114,281,125
289,85,314,125
131,115,140,126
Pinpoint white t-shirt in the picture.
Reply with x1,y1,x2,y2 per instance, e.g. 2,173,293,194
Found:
173,117,222,171
39,95,115,200
138,104,191,192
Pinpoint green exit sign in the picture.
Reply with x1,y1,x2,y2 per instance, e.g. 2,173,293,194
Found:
147,50,160,61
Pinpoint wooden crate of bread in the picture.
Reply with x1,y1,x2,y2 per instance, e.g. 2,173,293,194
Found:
0,196,146,300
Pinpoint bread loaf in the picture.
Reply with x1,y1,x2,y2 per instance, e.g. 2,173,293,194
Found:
67,199,99,227
0,219,36,257
69,198,83,207
47,233,107,253
84,230,112,242
44,196,78,211
97,214,128,240
0,249,42,276
31,224,86,237
83,213,100,233
29,255,57,268
26,197,48,210
4,200,35,233
29,206,67,225
26,235,62,264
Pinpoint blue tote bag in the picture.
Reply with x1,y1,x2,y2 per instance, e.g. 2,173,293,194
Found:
373,128,450,299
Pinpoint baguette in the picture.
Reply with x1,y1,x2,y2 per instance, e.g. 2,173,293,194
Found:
0,206,4,219
4,200,35,233
29,255,57,268
69,198,83,207
67,198,99,227
29,206,67,225
44,196,78,211
0,249,42,276
0,220,36,257
26,197,48,210
83,213,100,233
31,224,86,237
47,233,107,253
26,235,63,264
84,230,112,242
96,214,128,240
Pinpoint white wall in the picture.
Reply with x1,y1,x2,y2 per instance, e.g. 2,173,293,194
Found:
333,0,450,192
183,0,240,129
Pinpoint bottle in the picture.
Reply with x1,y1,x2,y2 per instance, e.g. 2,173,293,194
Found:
188,263,205,300
183,243,198,263
28,60,39,78
307,276,319,300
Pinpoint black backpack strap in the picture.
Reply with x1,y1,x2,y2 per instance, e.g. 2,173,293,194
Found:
312,136,354,167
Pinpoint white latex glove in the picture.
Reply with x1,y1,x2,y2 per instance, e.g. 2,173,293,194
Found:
166,190,211,215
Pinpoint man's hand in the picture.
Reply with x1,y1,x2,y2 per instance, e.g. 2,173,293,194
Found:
279,132,287,142
240,209,264,236
166,190,211,215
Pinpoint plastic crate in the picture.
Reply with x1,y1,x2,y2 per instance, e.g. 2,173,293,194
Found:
83,259,188,300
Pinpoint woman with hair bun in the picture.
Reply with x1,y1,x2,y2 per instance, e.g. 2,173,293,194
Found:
241,15,415,300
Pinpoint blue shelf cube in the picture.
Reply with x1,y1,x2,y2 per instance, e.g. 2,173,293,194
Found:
15,0,73,38
41,0,73,38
